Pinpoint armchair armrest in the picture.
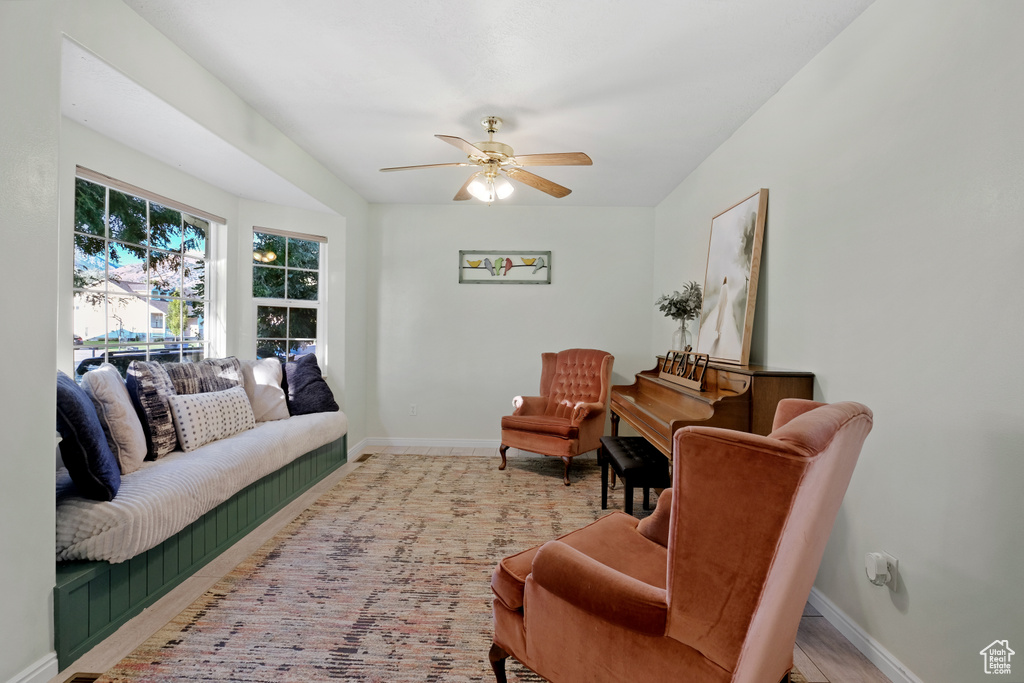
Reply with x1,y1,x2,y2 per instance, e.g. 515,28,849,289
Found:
512,395,548,416
530,540,667,636
569,401,605,425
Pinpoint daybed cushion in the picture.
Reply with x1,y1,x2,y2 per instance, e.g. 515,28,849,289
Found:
56,371,121,501
283,354,339,415
55,409,348,563
167,386,256,452
126,361,178,460
82,363,147,474
240,358,290,422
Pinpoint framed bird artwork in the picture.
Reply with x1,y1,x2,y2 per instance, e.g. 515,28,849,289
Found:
458,250,551,285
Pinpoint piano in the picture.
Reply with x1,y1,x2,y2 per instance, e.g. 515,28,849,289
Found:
610,356,814,458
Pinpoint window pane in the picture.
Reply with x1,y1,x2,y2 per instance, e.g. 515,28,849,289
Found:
155,297,179,339
108,190,148,246
108,240,146,270
149,203,182,252
289,307,317,339
287,270,319,301
253,265,285,298
185,301,204,341
74,291,107,342
183,258,205,299
253,232,285,265
256,340,286,361
290,339,316,360
74,178,106,236
257,306,287,338
149,250,183,295
74,234,106,289
183,215,208,257
107,296,146,344
287,237,319,270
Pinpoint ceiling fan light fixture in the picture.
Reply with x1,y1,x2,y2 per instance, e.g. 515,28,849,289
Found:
493,174,514,199
467,173,493,202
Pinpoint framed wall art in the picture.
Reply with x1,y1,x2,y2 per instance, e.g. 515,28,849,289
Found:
694,189,768,365
458,250,551,284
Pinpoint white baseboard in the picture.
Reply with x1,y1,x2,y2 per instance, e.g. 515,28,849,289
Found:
807,588,922,683
6,653,58,683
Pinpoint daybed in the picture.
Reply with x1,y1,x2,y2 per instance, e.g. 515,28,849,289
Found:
53,355,348,669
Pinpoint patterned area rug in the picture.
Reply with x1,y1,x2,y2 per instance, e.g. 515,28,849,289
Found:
98,453,615,682
97,452,807,682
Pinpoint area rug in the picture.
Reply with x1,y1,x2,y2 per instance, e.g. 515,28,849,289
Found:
97,453,617,682
97,452,808,682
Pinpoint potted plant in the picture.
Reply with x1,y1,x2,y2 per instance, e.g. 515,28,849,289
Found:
656,281,703,350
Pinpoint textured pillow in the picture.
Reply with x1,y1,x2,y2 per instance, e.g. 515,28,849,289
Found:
167,386,256,452
239,358,290,422
56,371,121,501
164,357,244,395
82,363,147,474
126,360,178,459
283,354,340,415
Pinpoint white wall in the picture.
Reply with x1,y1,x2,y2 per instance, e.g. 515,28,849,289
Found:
0,4,62,680
653,1,1024,681
367,204,654,442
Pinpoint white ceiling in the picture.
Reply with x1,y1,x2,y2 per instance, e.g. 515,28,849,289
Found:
66,0,874,208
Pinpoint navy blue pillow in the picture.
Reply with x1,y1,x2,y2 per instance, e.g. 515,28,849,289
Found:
56,371,121,501
283,354,339,415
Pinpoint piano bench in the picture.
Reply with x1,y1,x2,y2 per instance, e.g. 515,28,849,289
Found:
598,436,671,516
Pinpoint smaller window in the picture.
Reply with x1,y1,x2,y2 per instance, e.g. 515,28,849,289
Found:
253,229,325,361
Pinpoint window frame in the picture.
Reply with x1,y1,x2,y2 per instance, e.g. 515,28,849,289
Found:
252,227,327,363
72,170,219,380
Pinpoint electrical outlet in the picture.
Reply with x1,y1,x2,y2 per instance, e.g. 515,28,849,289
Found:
865,551,899,590
409,404,417,416
881,551,899,590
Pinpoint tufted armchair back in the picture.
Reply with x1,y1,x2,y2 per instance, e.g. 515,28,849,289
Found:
538,349,614,419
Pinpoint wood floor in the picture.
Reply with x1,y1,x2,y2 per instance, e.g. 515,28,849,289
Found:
52,448,892,683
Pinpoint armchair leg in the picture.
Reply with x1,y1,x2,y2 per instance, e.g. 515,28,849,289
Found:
561,456,573,486
489,642,509,683
498,444,508,471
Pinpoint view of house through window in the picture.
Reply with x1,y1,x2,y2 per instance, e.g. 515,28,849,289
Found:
253,229,324,360
73,176,213,380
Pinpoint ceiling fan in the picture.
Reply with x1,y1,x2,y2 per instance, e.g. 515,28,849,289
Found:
380,116,592,202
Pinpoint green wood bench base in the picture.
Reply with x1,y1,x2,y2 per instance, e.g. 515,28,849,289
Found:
54,434,347,670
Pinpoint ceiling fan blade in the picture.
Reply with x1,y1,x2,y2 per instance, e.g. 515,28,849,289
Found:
379,162,474,172
436,135,491,161
505,168,572,198
511,152,593,167
453,173,476,201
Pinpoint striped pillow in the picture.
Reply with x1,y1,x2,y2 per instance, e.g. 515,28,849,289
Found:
164,357,244,395
167,386,256,452
126,361,178,460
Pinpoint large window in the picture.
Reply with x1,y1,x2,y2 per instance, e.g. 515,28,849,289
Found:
73,172,215,380
253,229,325,360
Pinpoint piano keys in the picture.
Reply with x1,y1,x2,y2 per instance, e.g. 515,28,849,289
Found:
610,357,814,458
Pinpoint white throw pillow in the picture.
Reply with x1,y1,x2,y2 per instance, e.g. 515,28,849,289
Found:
82,363,147,474
239,358,290,422
167,386,256,452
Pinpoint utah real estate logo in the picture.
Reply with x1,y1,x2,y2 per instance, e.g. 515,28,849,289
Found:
980,640,1014,675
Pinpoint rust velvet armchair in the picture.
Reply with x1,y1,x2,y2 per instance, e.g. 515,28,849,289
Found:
499,349,614,486
488,399,873,683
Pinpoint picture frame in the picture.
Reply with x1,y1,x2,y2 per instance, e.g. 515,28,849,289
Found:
694,189,768,365
458,250,551,284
